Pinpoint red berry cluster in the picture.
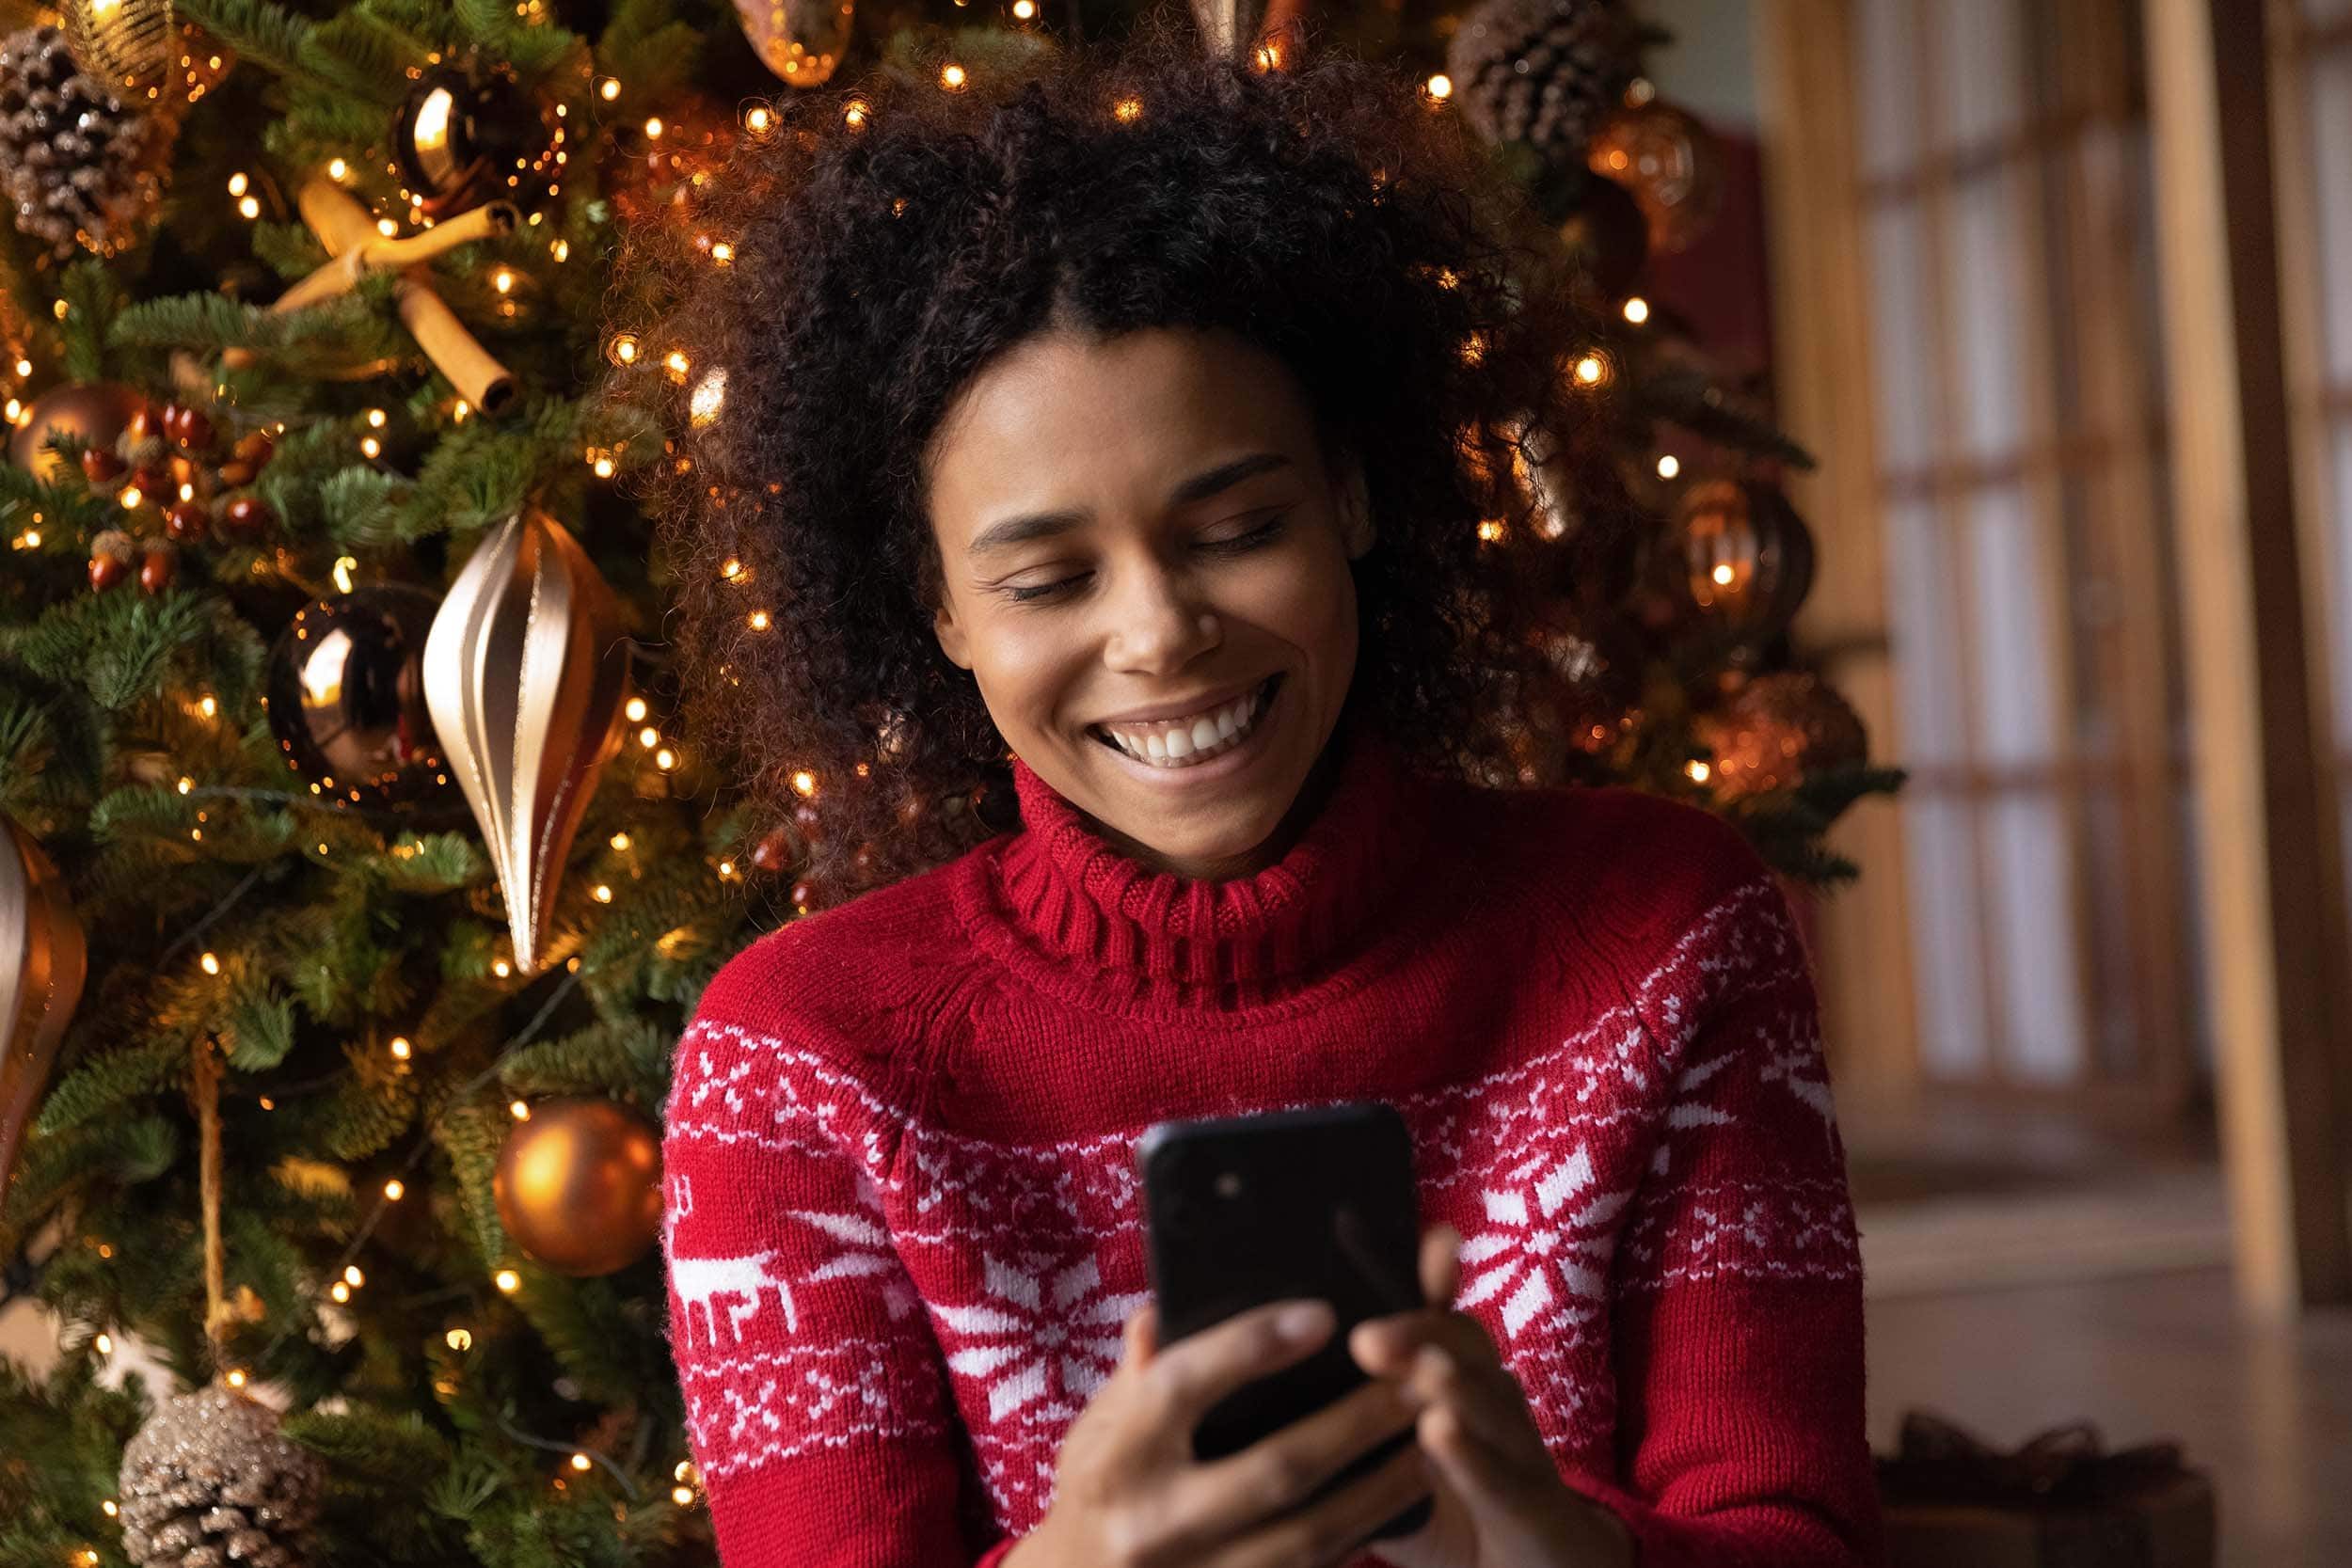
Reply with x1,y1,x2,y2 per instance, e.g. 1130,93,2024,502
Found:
85,398,279,593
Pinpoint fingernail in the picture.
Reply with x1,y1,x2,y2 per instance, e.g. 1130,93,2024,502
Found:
1278,1301,1332,1342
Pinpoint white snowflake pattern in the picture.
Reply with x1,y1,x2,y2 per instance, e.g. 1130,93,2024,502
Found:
933,1255,1147,1423
787,1161,920,1323
1457,1142,1634,1338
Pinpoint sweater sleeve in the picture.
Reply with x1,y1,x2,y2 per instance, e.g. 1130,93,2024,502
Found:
1567,874,1885,1568
662,994,1007,1567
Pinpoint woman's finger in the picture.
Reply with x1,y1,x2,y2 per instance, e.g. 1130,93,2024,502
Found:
1415,1400,1531,1519
1402,1341,1557,1488
1160,1375,1419,1550
1419,1223,1462,1307
1144,1296,1337,1433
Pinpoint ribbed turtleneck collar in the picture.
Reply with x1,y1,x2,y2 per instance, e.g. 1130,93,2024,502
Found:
972,716,1436,1011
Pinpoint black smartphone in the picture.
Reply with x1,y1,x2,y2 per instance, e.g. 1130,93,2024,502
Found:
1136,1100,1434,1541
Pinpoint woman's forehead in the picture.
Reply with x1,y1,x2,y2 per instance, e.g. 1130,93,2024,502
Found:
925,326,1321,531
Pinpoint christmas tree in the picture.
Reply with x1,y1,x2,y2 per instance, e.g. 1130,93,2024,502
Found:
0,1,1899,1564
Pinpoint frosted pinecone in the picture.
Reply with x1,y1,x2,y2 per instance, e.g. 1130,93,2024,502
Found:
118,1382,324,1568
1446,0,1637,163
0,25,167,259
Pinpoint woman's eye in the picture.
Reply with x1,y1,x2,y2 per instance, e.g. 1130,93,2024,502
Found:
1199,511,1291,553
1002,574,1086,604
993,513,1289,606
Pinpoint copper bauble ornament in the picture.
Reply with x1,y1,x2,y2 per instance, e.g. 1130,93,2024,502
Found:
264,586,453,812
1693,671,1867,800
1,814,86,1203
1677,478,1815,650
492,1098,662,1276
118,1379,324,1568
735,0,853,88
5,380,148,483
1588,101,1725,255
421,509,628,974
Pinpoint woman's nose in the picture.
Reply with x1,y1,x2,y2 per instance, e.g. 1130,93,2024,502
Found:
1102,568,1219,675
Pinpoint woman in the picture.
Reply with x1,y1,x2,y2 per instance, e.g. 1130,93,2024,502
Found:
644,20,1881,1568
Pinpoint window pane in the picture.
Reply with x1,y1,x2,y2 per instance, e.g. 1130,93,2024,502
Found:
1888,502,1967,761
1855,0,1923,181
1866,202,1937,471
1933,0,2026,150
1966,484,2058,764
1948,166,2032,461
1904,796,1993,1078
2306,50,2352,388
1985,793,2090,1082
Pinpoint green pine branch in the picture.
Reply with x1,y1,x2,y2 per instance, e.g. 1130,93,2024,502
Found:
174,0,318,79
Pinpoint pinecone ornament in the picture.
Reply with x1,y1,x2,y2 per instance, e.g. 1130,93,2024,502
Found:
0,24,169,259
1445,0,1637,164
118,1380,324,1568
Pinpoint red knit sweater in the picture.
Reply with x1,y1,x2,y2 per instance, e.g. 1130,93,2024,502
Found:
660,717,1883,1567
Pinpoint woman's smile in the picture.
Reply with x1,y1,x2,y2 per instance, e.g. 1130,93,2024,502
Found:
1088,673,1284,774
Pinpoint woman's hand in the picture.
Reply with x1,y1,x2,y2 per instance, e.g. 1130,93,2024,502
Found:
1344,1226,1637,1568
1007,1294,1437,1568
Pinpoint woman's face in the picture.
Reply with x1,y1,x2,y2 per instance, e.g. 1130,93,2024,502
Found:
926,326,1372,879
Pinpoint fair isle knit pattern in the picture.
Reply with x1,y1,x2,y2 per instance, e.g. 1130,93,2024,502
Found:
660,718,1884,1568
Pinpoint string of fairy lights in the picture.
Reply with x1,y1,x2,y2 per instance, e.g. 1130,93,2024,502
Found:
12,31,1724,1532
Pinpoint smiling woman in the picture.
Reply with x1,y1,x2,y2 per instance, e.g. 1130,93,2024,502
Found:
627,17,1882,1568
623,13,1611,904
926,328,1371,879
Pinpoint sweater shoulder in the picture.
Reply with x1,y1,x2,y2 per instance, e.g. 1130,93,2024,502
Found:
679,844,993,1096
1448,777,1780,943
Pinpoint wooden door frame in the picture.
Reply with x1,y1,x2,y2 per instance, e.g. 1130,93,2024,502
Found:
1758,0,2352,1311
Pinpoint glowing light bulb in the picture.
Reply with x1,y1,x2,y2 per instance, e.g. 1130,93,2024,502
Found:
238,196,260,219
389,1036,411,1059
1686,759,1712,784
791,769,818,797
510,1100,530,1119
941,63,967,89
327,158,348,181
495,1269,521,1292
200,951,220,974
446,1327,472,1349
624,697,648,721
1425,73,1453,101
385,1179,405,1199
1657,454,1680,480
1623,296,1650,325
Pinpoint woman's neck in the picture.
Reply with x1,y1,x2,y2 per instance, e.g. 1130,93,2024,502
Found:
1079,721,1350,882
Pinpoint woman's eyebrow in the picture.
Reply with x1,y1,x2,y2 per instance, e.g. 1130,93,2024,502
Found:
965,451,1295,559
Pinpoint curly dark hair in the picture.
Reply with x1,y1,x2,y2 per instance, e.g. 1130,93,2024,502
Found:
622,15,1626,904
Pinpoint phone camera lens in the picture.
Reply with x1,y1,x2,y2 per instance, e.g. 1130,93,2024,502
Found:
1214,1170,1244,1200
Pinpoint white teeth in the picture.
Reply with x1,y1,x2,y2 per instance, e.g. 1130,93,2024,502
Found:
1098,679,1275,769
